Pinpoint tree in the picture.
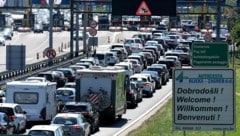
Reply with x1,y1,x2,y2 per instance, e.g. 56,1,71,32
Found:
230,17,240,46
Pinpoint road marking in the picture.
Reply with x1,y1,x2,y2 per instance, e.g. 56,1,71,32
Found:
114,91,172,136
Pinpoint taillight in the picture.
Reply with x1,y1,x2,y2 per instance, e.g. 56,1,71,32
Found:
128,91,134,94
143,83,150,86
10,115,17,119
72,125,81,130
170,66,176,69
69,96,75,100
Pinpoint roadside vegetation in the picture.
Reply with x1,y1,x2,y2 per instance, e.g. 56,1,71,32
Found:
128,58,240,136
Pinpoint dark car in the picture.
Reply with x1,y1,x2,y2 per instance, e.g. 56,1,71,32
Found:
126,81,143,108
157,59,177,78
0,112,14,134
61,102,100,134
147,65,168,85
37,71,67,88
141,70,162,89
56,68,76,82
179,52,191,66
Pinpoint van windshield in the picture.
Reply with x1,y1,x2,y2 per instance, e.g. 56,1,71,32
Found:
14,92,39,104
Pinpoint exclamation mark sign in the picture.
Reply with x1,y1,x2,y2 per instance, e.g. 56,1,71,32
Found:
225,105,228,111
218,114,220,120
221,88,223,94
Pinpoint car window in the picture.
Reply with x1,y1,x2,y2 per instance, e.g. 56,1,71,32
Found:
29,130,54,136
53,117,77,125
57,90,74,96
0,107,14,116
63,105,88,112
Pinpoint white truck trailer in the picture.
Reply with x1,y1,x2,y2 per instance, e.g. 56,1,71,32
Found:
6,80,58,122
75,66,127,121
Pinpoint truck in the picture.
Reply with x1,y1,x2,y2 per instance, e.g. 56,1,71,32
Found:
75,66,127,121
6,79,59,122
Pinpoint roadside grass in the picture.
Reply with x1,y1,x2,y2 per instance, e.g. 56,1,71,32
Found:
128,58,240,136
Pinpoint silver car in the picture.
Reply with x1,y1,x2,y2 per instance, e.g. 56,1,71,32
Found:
51,113,91,136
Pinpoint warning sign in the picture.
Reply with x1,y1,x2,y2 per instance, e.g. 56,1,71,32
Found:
136,1,151,16
173,69,235,131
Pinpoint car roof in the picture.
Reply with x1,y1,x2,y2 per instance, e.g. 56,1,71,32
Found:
29,125,62,131
0,103,19,108
54,113,81,118
65,101,91,106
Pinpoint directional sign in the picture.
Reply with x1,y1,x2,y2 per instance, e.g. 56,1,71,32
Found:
136,1,152,16
173,69,235,131
46,48,56,59
192,42,229,67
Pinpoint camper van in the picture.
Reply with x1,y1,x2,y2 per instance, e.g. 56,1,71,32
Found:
6,80,58,122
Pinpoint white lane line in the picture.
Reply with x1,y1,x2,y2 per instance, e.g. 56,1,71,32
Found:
114,91,172,136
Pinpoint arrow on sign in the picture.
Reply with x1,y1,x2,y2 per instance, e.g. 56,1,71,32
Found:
136,1,152,16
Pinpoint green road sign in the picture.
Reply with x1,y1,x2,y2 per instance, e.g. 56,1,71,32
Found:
192,42,229,67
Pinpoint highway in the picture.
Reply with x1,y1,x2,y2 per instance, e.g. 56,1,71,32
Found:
1,30,132,72
3,30,173,136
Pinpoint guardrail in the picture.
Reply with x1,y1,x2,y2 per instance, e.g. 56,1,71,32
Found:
0,52,85,88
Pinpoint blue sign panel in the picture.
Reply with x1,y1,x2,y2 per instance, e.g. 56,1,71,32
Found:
32,0,70,5
176,0,226,6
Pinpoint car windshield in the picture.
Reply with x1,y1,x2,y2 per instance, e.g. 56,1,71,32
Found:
29,130,54,136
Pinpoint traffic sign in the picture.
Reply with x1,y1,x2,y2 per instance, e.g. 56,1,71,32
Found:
136,1,152,16
46,48,56,59
88,28,97,36
192,42,229,67
173,69,235,131
89,20,98,28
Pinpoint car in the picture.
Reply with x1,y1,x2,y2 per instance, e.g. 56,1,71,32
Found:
157,59,177,78
56,68,76,82
129,74,155,97
179,52,191,66
79,57,100,66
147,65,168,85
175,42,190,52
3,27,13,40
0,103,27,134
75,62,93,69
124,59,143,73
56,87,76,104
164,56,182,68
126,81,143,108
0,112,14,134
141,70,162,89
33,23,44,33
110,48,125,62
61,102,100,133
51,113,91,136
64,82,76,88
110,43,132,55
0,33,6,46
68,65,87,71
144,45,161,60
115,62,134,77
28,125,68,136
165,35,179,49
25,76,48,82
140,51,155,66
37,71,68,88
151,64,170,83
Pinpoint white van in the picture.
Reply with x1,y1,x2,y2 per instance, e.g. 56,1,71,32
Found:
6,80,58,122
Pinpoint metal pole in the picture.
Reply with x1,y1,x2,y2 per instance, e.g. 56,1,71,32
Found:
75,9,79,57
48,0,54,65
216,0,221,42
70,0,74,59
83,2,87,58
49,0,53,49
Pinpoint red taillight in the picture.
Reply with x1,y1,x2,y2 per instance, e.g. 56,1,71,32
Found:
128,91,134,94
143,83,150,86
69,96,75,100
170,66,176,69
10,115,17,119
72,125,81,130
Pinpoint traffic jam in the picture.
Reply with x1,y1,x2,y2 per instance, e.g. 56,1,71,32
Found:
0,20,205,135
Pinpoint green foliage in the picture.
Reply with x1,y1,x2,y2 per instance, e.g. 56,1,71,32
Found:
230,17,240,46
